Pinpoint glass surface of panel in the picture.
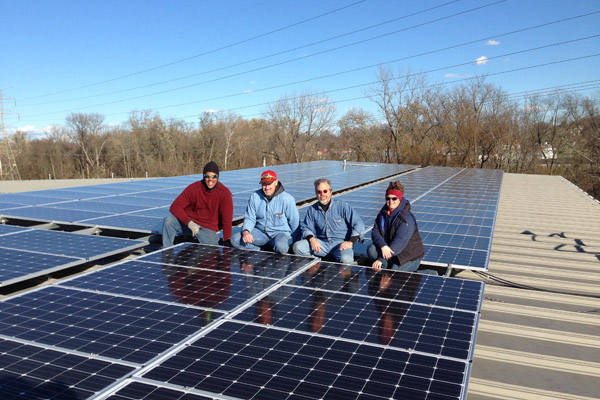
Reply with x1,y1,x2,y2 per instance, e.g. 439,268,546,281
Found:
0,249,81,286
0,230,144,259
142,321,468,400
0,338,135,400
1,206,107,223
0,286,215,363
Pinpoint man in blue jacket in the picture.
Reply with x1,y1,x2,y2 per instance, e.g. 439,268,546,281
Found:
293,178,365,264
231,170,299,254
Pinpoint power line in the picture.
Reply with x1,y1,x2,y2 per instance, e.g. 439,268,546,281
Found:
19,10,599,122
19,0,368,101
21,35,600,123
21,0,462,107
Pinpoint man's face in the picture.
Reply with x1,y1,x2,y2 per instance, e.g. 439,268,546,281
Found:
204,171,219,189
316,182,332,205
261,179,278,196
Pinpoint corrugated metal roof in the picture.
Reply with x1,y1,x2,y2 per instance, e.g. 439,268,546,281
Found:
461,173,600,399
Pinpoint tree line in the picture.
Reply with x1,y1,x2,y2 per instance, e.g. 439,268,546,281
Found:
5,69,600,198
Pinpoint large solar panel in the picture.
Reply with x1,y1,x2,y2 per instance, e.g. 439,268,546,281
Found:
0,225,146,287
0,244,483,399
0,161,416,232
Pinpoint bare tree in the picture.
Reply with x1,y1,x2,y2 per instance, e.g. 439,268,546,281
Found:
368,67,437,164
44,125,70,178
65,112,107,177
264,92,337,164
338,108,383,161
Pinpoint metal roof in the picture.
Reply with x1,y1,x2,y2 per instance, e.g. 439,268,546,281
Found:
461,173,600,399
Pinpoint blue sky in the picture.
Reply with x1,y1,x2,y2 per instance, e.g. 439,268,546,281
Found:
1,0,599,137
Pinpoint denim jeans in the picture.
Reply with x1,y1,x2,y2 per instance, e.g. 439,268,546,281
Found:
367,243,422,273
293,239,354,264
162,213,219,248
231,228,291,254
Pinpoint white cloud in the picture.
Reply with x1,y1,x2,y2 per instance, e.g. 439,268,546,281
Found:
475,56,489,66
19,125,37,132
486,40,500,46
503,57,510,63
202,109,219,114
244,90,253,94
249,80,256,85
444,73,473,79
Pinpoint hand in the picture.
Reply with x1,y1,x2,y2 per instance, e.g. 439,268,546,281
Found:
381,245,394,260
309,237,322,253
372,260,383,272
339,266,351,278
379,273,391,291
242,230,254,244
241,261,254,273
187,221,200,236
339,241,353,251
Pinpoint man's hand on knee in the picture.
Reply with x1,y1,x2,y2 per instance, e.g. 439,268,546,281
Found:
187,221,201,236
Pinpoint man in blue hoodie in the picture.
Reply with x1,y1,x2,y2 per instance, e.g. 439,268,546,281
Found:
293,178,364,264
231,170,299,254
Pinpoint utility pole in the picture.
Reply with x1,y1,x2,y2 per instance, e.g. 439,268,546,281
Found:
0,90,21,180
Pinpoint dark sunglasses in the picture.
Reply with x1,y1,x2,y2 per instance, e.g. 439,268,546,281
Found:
385,196,399,201
204,174,218,179
317,189,329,194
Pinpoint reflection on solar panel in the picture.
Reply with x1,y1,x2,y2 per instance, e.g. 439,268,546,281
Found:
0,244,483,399
0,161,416,232
0,226,146,286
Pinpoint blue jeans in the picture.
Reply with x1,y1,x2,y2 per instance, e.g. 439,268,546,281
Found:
367,243,423,273
231,229,291,254
162,213,219,248
293,239,354,264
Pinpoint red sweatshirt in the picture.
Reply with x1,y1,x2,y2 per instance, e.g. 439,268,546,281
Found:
169,181,234,241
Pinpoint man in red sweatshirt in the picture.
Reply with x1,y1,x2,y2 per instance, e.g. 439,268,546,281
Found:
162,161,233,248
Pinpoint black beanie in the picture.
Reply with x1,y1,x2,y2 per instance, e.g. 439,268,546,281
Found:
203,161,220,176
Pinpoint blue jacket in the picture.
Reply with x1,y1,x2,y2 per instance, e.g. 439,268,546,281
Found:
300,199,365,242
242,183,299,237
371,198,425,264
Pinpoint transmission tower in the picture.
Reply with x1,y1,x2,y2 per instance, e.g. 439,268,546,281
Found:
0,90,21,180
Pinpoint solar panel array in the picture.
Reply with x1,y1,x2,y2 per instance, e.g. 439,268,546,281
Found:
0,225,146,287
0,161,499,399
0,161,416,233
299,166,503,270
0,243,484,399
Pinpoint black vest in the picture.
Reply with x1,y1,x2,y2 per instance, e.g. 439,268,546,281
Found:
376,202,425,265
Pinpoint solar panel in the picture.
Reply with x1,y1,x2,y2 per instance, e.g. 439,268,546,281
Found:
0,224,31,235
0,244,483,399
0,338,135,400
104,381,213,399
78,214,164,233
0,206,108,224
141,320,470,399
0,226,146,287
0,229,145,260
0,248,81,287
132,252,482,400
0,161,417,233
0,286,213,363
